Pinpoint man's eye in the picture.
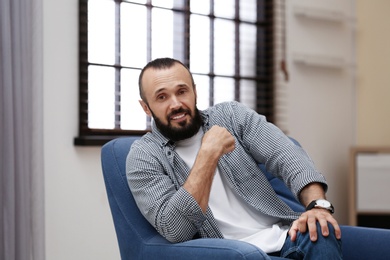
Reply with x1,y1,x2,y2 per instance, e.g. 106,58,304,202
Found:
157,95,166,101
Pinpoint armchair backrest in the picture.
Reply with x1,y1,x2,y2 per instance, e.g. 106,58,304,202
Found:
101,137,304,258
101,137,157,259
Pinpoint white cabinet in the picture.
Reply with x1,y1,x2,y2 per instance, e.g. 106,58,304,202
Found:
350,147,390,226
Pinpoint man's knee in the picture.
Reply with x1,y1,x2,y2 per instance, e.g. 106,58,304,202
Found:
281,222,342,259
316,222,339,241
310,222,342,258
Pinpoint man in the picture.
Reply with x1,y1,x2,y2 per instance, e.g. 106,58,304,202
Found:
127,58,342,259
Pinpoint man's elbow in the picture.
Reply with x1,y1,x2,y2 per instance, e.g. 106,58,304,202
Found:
157,220,198,243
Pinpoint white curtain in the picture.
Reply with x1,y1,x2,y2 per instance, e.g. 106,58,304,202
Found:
0,0,45,259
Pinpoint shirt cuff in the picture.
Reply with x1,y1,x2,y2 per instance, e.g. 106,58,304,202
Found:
171,187,207,229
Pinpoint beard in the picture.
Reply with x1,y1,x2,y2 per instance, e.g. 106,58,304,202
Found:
151,107,203,142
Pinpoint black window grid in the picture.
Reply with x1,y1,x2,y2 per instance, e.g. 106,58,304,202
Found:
75,0,274,145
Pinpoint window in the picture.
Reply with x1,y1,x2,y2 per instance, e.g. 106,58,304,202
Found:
75,0,274,145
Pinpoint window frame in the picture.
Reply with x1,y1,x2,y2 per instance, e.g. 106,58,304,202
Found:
74,0,274,146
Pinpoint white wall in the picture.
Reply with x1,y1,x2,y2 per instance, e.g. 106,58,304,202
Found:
43,0,120,259
285,0,356,224
42,0,355,259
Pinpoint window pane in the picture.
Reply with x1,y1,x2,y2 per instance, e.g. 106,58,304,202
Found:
193,74,210,110
214,19,235,76
121,69,148,130
129,0,146,3
190,0,210,15
190,14,210,74
88,0,115,64
240,79,256,110
214,0,235,19
88,65,115,129
240,0,257,22
214,77,235,104
152,0,174,9
121,3,147,68
152,8,174,59
240,23,256,77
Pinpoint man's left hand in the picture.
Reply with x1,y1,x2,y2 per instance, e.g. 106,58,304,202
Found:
288,208,341,242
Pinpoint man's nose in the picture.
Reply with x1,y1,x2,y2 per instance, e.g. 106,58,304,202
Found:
169,96,182,110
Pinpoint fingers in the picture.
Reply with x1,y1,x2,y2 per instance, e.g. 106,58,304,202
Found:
327,216,342,240
288,220,299,242
202,126,235,155
290,209,341,242
297,214,308,235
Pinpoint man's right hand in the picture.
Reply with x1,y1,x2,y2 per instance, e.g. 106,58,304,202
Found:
201,125,235,158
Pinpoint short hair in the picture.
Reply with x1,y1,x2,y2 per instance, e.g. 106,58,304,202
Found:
138,58,195,103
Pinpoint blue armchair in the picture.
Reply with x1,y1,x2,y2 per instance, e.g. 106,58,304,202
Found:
101,137,390,259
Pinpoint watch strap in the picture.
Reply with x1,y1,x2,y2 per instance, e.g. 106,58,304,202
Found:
306,199,334,214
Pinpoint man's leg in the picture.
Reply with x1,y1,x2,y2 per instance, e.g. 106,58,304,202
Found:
279,222,342,259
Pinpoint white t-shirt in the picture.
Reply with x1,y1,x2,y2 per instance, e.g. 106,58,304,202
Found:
175,129,289,253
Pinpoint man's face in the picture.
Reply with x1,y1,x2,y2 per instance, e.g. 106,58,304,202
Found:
139,63,202,141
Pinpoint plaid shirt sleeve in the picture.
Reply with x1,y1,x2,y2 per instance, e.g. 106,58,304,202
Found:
215,101,328,198
126,139,216,243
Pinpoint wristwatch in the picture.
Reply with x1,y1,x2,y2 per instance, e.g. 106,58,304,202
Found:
306,199,334,214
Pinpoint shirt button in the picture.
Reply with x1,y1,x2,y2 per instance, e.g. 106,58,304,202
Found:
167,151,171,156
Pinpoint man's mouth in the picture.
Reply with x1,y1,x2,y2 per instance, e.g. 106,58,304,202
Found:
170,113,186,121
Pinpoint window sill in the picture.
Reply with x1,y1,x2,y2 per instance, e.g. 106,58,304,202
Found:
74,129,148,146
74,135,123,146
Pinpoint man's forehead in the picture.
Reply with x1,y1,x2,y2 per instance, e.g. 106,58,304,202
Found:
144,62,187,75
142,64,191,86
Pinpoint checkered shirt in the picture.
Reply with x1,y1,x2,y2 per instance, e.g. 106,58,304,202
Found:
126,101,327,243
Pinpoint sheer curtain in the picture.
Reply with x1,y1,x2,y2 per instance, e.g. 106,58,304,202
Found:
0,0,45,259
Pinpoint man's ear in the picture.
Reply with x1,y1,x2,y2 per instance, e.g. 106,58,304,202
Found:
139,100,152,117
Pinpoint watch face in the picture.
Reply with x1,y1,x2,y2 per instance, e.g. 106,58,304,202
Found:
317,199,331,207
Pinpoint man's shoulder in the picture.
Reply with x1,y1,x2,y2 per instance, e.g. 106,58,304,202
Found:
212,100,241,109
203,101,252,120
130,132,161,153
204,101,243,114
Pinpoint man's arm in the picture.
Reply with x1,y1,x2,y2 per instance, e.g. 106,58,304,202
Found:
215,102,340,242
127,126,235,243
289,183,341,242
127,140,211,243
183,125,235,212
299,182,326,206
